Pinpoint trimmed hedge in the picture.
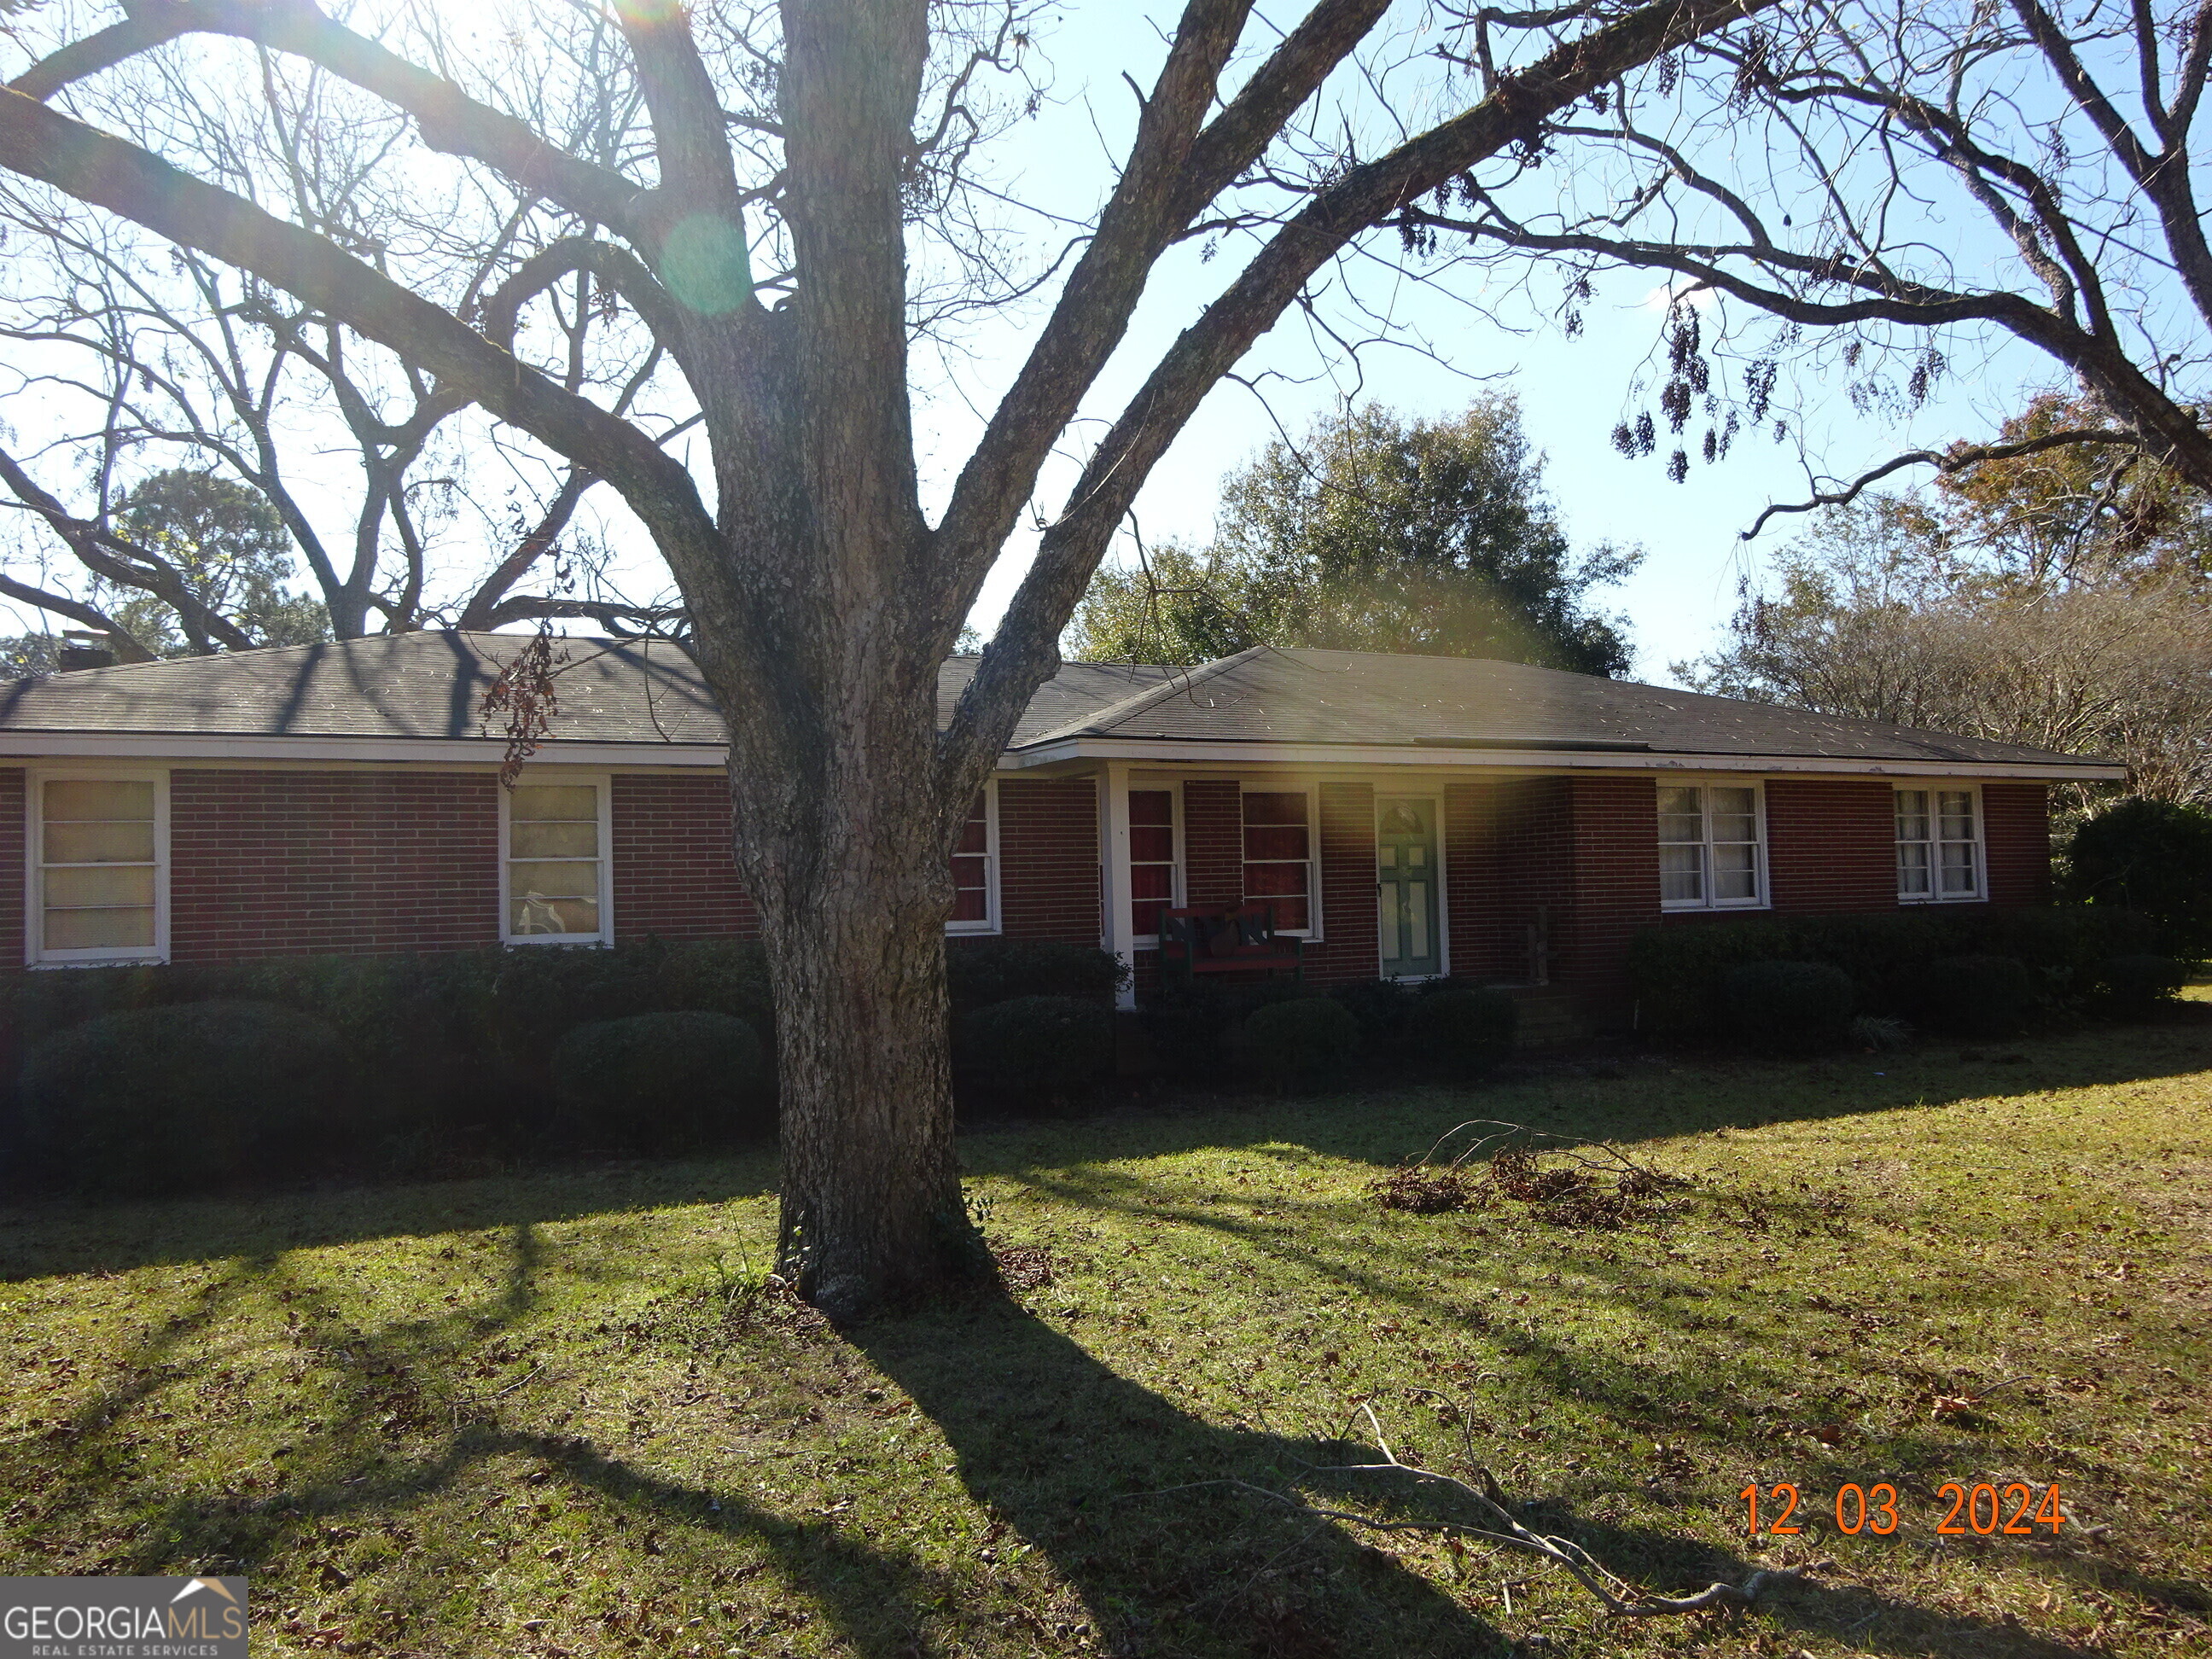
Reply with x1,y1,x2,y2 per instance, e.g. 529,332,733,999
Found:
1902,954,2034,1038
2094,954,2187,1015
1627,905,2169,1040
954,993,1118,1109
946,939,1129,1012
0,934,1122,1179
551,1010,771,1152
18,1000,350,1195
1720,959,1855,1053
1229,997,1361,1089
1405,987,1517,1068
1330,978,1417,1051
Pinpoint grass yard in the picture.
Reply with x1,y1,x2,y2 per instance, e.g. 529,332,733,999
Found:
1,1013,2208,1658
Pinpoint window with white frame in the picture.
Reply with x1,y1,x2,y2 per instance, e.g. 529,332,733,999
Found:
1656,782,1765,909
1129,787,1179,942
32,771,166,964
1895,787,1982,901
1242,787,1318,934
947,787,998,934
504,779,610,944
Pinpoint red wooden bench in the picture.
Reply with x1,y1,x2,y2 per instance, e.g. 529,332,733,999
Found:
1159,902,1305,985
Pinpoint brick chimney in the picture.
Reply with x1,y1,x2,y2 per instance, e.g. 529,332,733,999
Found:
58,629,117,671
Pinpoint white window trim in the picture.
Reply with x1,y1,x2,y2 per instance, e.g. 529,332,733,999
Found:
499,771,614,947
1657,777,1771,913
946,777,1001,937
1895,783,1988,905
27,765,171,968
1239,779,1324,940
1129,781,1185,950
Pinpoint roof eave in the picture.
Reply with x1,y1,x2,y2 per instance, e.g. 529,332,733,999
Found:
1000,734,2128,781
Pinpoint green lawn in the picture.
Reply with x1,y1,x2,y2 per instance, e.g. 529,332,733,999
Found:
2,1012,2208,1657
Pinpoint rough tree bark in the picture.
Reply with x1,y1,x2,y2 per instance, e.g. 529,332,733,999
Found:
0,0,1777,1314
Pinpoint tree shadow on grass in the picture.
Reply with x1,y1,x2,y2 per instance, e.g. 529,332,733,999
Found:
851,1295,1508,1658
0,1149,780,1283
3,1201,2178,1657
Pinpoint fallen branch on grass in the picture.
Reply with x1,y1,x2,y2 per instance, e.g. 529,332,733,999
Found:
1373,1121,1687,1229
1125,1401,1802,1620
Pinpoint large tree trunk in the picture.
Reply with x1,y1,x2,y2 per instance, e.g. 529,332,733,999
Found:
732,667,976,1320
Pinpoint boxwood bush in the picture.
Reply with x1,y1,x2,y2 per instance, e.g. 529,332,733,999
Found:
551,1010,771,1153
17,1000,350,1196
946,940,1127,1012
2094,953,2188,1015
1720,959,1856,1053
1627,905,2168,1041
953,993,1117,1110
1405,987,1517,1068
1901,954,2036,1038
1228,996,1360,1089
1329,978,1417,1051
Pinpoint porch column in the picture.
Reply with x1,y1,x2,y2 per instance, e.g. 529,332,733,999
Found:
1097,760,1138,1009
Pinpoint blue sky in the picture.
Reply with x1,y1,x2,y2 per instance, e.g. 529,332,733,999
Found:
914,3,2074,684
0,1,2087,683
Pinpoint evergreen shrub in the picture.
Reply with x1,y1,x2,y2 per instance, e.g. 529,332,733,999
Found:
1330,978,1417,1050
1627,906,2167,1040
2094,954,2188,1014
1903,954,2035,1038
18,1000,349,1195
1405,986,1517,1067
1229,996,1360,1089
550,1010,771,1153
953,994,1117,1109
1720,959,1856,1052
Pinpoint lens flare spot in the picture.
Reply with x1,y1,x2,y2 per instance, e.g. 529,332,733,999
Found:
659,213,754,315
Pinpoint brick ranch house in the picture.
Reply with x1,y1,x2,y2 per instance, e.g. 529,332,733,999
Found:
0,632,2122,1030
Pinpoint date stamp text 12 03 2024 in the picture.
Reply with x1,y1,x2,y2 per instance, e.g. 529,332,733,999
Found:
1741,1481,2069,1538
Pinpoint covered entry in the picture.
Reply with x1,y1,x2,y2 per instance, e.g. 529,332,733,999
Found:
1377,796,1441,978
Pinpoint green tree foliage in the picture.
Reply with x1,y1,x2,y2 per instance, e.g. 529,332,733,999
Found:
2066,798,2212,954
111,469,330,652
1068,398,1639,673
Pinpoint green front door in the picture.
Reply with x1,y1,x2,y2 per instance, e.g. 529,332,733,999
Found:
1377,798,1441,979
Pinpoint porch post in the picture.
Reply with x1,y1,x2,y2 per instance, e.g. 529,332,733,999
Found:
1097,760,1138,1010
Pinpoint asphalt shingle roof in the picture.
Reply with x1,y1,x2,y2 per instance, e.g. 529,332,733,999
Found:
1018,646,2110,767
0,632,2116,771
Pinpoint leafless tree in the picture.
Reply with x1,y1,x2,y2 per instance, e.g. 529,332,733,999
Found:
0,2,688,646
0,0,1779,1313
1403,0,2212,527
1681,498,2212,806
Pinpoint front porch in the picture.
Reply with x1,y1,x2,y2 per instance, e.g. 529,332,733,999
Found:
1079,760,1660,1027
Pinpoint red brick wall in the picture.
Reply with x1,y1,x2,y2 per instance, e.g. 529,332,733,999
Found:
995,777,1098,941
1298,780,1377,986
611,773,758,942
170,768,501,961
1488,777,1576,986
0,769,21,969
1560,775,1664,999
1442,781,1509,981
1982,781,2052,905
1180,780,1244,911
1764,777,1898,912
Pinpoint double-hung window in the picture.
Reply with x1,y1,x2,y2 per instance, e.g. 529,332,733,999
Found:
1896,787,1982,901
947,785,999,935
1657,782,1765,910
1128,788,1179,942
1242,787,1318,934
503,777,611,944
32,771,167,964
